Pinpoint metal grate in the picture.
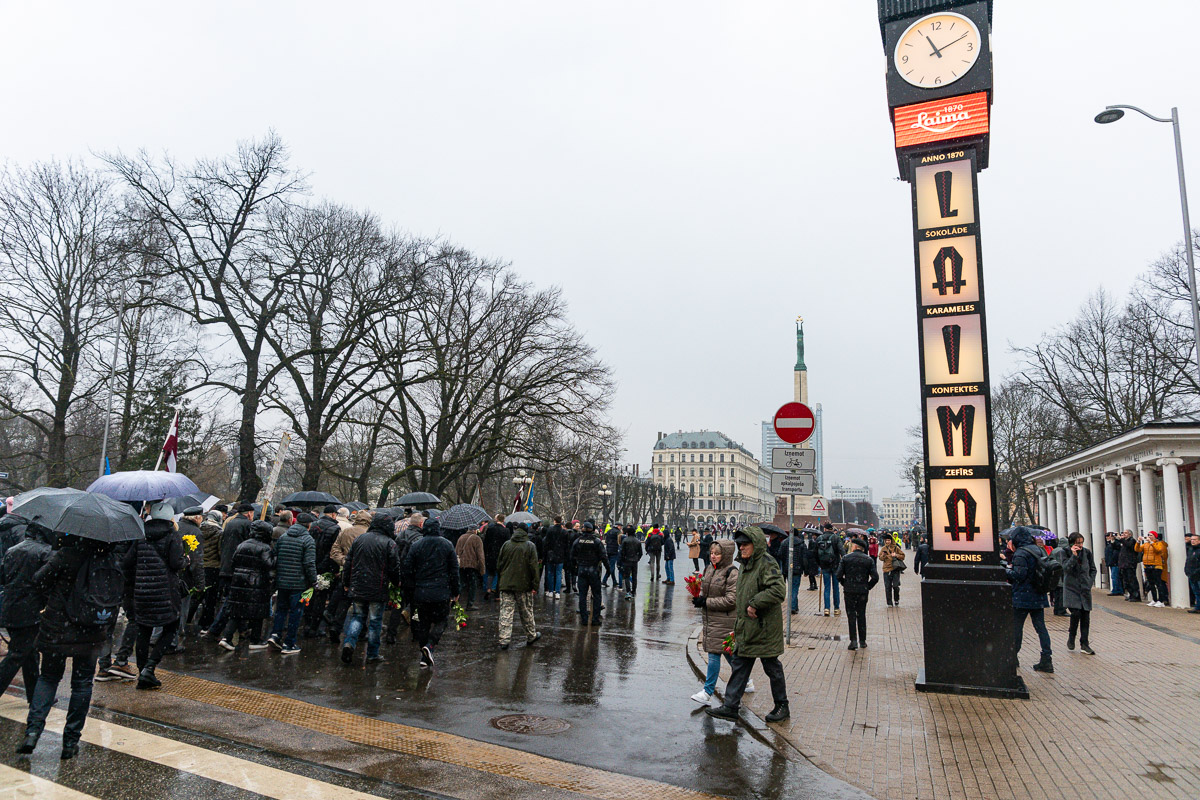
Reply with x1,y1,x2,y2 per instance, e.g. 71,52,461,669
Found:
489,714,571,735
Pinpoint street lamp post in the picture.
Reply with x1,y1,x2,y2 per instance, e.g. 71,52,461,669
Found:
1096,104,1200,385
597,483,613,524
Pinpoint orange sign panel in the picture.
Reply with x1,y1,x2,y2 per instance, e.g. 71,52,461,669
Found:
894,92,989,149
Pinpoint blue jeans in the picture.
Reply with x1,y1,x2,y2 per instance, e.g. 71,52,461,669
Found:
605,554,620,585
270,590,306,648
704,651,733,695
1109,565,1123,594
484,572,498,593
822,569,840,610
1190,578,1200,610
1014,607,1052,659
789,574,801,612
665,559,675,583
547,562,563,593
342,601,385,658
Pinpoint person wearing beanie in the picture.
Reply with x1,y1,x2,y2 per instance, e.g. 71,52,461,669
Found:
835,538,879,650
219,520,276,652
1007,526,1054,673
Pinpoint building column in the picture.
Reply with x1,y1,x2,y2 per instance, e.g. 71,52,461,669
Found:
1103,473,1119,534
1055,485,1068,539
1037,489,1049,528
1075,480,1090,539
1157,458,1189,608
1065,482,1079,535
1088,477,1105,588
1119,468,1138,534
1139,464,1159,537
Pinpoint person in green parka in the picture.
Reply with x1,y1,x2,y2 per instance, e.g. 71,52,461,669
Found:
706,526,790,723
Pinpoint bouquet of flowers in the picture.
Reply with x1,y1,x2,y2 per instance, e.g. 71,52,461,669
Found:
315,572,333,592
452,601,467,630
684,573,704,598
299,587,314,607
722,632,734,656
181,534,199,553
387,585,404,611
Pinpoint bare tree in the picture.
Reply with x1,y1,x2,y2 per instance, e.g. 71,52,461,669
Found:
106,133,306,500
0,161,121,486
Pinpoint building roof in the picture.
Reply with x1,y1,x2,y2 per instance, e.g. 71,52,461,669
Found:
1022,413,1200,483
655,430,755,459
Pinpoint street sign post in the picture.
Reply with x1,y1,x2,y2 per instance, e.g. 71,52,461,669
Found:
773,402,815,445
771,472,815,496
771,447,816,471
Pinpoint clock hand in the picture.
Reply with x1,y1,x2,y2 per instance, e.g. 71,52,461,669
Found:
940,32,970,50
926,35,944,58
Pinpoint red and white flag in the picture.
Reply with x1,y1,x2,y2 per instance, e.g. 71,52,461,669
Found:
161,410,180,473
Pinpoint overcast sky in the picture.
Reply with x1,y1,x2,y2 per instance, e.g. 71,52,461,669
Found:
5,2,1199,498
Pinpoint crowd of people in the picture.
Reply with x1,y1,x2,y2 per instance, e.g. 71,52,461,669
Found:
4,490,1193,762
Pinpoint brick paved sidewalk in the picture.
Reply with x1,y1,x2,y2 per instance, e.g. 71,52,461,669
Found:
700,575,1200,800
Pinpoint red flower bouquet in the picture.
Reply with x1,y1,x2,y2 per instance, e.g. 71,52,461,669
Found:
684,573,704,598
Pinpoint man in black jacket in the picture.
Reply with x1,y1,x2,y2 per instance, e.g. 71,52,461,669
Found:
401,518,459,668
1116,529,1142,601
303,506,342,637
835,538,879,650
482,514,509,602
341,513,399,664
571,522,606,625
544,517,568,598
0,522,53,704
620,528,643,599
1103,532,1123,596
816,524,845,617
564,522,582,594
211,503,253,636
602,524,620,587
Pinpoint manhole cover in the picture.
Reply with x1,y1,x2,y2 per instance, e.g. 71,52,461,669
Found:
489,714,571,735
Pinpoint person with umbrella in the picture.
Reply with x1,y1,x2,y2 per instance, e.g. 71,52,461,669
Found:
122,502,185,690
12,488,138,760
0,521,54,707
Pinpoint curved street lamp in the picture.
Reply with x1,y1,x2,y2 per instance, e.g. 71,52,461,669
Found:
1095,103,1200,385
512,472,533,513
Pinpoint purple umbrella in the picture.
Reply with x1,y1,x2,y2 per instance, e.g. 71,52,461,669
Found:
87,470,201,503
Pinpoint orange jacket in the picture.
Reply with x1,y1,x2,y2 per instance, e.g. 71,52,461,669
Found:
1136,539,1168,569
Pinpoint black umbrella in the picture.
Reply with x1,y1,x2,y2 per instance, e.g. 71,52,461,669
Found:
343,501,369,512
166,491,220,515
280,491,341,507
395,491,441,508
11,487,145,543
439,503,491,529
755,523,788,537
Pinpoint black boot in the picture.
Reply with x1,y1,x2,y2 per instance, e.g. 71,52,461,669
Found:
137,664,162,690
61,741,80,760
1032,655,1054,673
1067,635,1075,651
765,701,790,723
16,733,38,754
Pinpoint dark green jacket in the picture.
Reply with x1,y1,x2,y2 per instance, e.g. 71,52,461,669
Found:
732,526,786,658
274,524,317,592
497,528,540,593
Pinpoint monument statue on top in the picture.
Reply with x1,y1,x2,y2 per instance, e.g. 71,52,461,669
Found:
795,316,806,371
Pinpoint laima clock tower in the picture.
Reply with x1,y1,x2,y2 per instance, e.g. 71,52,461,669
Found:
878,0,1026,699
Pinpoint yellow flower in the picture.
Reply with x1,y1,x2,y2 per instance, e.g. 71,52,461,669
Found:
182,534,199,552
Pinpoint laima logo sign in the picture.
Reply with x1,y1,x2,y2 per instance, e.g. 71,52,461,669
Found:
893,92,989,149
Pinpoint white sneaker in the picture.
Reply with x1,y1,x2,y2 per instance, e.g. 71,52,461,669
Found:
690,690,713,705
555,592,561,599
1154,601,1165,608
1147,600,1156,606
218,639,235,651
745,679,756,693
248,642,269,651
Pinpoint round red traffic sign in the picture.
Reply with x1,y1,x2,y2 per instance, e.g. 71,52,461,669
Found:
773,402,815,445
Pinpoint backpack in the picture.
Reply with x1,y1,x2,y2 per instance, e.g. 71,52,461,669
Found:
1021,545,1062,595
817,533,838,569
66,550,125,628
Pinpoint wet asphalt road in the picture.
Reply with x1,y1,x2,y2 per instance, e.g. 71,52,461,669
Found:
168,559,869,799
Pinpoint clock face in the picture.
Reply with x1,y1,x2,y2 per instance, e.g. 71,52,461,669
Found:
894,12,982,89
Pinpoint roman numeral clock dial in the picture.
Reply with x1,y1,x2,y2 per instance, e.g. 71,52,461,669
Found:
894,12,982,89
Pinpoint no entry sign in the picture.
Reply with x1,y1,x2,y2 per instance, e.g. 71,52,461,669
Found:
773,402,815,445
